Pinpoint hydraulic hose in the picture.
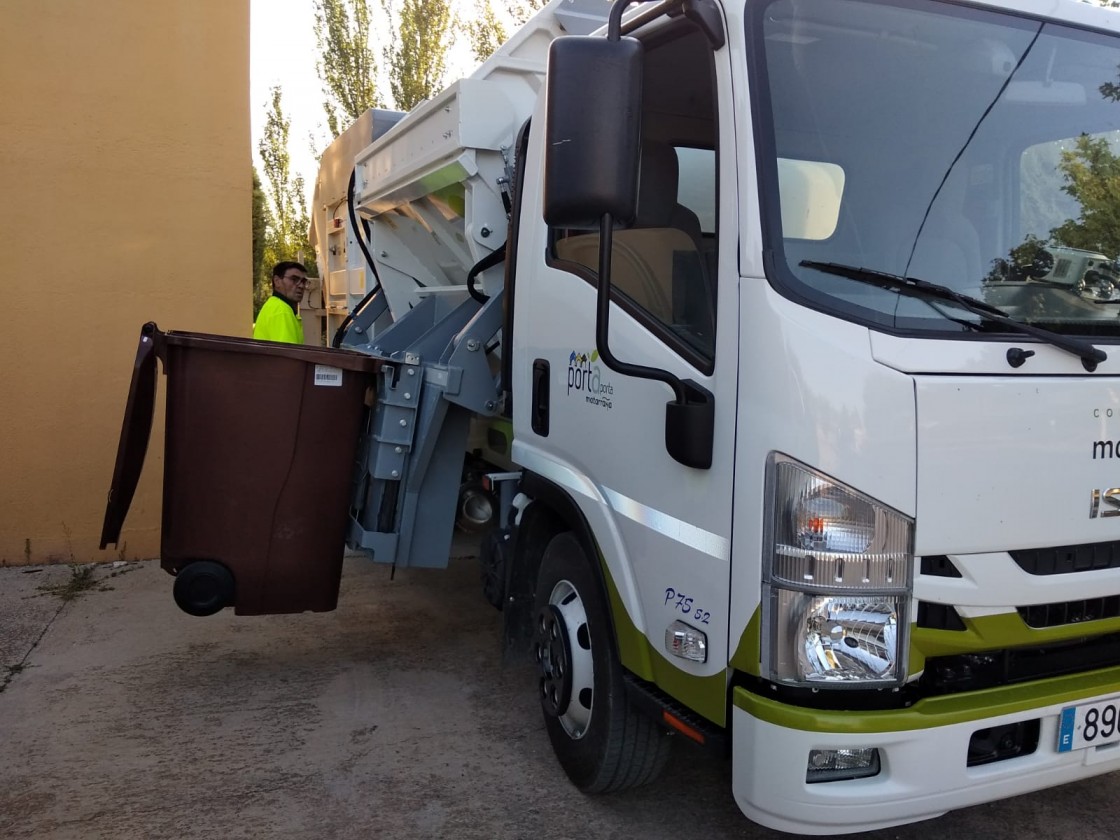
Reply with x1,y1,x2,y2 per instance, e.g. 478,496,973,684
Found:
331,168,384,348
466,243,508,304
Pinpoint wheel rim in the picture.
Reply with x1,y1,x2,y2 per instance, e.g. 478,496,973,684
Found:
534,578,595,739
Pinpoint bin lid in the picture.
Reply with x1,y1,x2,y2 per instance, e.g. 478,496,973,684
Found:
163,330,383,373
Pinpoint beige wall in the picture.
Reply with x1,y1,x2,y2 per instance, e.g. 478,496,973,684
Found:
0,0,251,565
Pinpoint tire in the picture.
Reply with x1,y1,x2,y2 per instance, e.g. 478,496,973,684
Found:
172,560,235,617
478,528,510,611
532,532,671,793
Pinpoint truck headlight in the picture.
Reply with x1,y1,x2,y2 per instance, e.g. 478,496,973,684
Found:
763,456,913,687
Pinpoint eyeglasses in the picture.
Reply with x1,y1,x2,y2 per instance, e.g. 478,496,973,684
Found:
283,275,310,284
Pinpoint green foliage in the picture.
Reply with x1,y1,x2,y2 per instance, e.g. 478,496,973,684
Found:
1051,134,1120,256
382,0,454,111
37,565,103,602
1102,76,1120,103
256,250,277,316
1018,142,1080,242
252,167,270,305
1007,234,1048,267
468,0,507,64
257,86,315,317
504,0,544,26
314,0,381,137
259,86,300,244
464,1,543,68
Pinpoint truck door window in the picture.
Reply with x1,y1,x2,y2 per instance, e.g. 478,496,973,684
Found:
549,24,719,372
677,146,716,233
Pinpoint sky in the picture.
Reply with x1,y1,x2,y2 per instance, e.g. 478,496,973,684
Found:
250,0,480,206
250,0,337,199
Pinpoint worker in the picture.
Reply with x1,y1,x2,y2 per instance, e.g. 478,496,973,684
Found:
253,261,308,343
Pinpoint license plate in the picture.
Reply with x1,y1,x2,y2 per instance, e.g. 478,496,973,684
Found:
1057,697,1120,752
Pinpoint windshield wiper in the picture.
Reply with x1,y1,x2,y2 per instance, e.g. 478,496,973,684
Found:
800,260,1107,370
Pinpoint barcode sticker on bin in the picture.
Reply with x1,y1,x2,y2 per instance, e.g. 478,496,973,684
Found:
314,365,343,387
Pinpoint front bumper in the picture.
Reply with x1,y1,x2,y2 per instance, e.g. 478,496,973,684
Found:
732,667,1120,834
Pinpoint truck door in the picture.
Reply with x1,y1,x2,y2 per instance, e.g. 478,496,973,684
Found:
511,19,737,727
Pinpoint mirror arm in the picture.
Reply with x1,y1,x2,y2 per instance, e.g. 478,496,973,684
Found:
594,215,712,470
594,215,688,405
608,0,643,40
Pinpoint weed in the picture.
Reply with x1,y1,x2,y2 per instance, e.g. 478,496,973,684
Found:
60,522,75,565
37,564,102,602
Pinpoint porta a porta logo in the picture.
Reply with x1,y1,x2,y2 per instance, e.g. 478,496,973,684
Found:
567,349,614,410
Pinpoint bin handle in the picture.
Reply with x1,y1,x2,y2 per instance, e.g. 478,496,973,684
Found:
99,322,163,549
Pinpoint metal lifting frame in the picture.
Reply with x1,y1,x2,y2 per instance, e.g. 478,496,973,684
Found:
341,287,506,569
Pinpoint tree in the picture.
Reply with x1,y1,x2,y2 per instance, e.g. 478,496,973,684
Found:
467,0,507,64
504,0,544,26
465,1,547,66
1050,133,1120,256
1099,2,1120,101
252,167,270,303
1102,74,1120,104
382,0,454,111
257,86,315,315
259,86,296,248
314,0,381,137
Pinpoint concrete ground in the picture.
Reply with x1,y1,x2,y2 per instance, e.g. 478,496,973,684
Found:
2,547,1119,840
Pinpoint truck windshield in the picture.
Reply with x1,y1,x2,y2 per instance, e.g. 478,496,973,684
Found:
755,0,1120,337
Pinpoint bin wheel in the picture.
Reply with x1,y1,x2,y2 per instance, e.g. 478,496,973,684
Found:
532,532,671,793
173,561,235,617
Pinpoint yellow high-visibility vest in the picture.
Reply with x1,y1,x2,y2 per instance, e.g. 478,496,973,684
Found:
252,295,304,344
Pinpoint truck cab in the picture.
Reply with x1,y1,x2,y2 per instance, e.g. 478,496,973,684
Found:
510,0,1120,831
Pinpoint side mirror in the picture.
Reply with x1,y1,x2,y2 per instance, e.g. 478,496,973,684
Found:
543,36,643,229
541,17,714,471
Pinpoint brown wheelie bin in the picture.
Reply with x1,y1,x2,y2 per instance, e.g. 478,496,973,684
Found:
100,322,381,616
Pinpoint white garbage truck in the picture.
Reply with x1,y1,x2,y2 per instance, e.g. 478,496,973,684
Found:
102,0,1120,832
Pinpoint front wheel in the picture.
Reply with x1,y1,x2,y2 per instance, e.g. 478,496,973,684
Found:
532,532,671,793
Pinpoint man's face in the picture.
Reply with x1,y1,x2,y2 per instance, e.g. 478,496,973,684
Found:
274,268,309,302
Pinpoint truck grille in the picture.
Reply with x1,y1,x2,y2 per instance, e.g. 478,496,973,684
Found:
1010,540,1120,575
1018,596,1120,628
752,631,1120,712
916,601,966,630
920,555,961,578
919,632,1120,695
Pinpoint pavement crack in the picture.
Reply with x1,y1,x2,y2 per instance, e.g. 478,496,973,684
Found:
0,599,67,694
